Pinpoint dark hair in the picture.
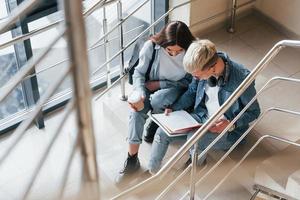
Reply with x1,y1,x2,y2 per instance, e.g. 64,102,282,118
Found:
150,21,195,51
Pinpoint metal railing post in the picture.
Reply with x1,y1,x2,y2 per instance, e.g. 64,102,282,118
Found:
63,0,99,194
117,0,127,101
228,0,237,33
189,143,198,200
150,0,155,35
102,6,112,87
250,189,260,200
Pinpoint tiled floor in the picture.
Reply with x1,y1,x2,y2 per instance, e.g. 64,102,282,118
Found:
0,12,300,200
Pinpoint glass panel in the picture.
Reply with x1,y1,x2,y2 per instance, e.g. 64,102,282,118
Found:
0,0,8,20
122,0,151,67
0,32,26,121
27,11,71,98
84,0,151,79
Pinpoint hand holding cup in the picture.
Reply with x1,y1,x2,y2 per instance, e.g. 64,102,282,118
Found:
128,90,145,112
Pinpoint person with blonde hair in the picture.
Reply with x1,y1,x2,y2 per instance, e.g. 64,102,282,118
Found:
148,39,260,173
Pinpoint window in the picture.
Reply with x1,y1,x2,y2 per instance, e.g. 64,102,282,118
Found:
0,21,26,124
0,0,167,133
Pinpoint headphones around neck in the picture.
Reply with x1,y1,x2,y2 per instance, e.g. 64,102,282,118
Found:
207,58,229,87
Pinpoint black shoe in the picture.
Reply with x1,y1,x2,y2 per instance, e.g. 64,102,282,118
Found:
184,157,192,169
115,154,140,184
144,120,159,143
183,157,207,169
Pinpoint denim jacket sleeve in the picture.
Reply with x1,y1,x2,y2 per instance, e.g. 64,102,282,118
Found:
171,78,198,111
159,73,192,89
235,80,261,128
132,40,155,96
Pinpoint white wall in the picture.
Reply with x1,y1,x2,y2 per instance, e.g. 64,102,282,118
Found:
255,0,300,37
169,0,191,26
169,0,254,35
190,0,255,35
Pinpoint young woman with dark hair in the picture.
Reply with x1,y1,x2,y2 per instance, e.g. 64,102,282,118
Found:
151,21,195,50
116,21,195,183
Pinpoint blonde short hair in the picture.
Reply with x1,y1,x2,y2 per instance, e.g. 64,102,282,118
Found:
183,39,217,73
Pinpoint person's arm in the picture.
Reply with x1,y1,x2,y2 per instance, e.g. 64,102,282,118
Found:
171,78,198,111
159,73,192,89
235,80,261,128
132,41,155,96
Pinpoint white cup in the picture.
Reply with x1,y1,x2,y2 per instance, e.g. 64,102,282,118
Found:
128,90,144,111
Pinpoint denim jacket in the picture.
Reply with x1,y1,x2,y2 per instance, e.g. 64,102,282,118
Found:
132,40,192,96
172,52,261,141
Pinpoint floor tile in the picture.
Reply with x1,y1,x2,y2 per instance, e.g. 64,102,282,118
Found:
238,24,286,55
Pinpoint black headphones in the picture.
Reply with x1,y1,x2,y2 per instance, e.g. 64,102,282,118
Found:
207,58,229,87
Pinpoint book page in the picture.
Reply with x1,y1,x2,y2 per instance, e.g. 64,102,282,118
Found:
151,111,201,134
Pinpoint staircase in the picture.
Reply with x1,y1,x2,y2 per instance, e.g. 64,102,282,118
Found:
254,142,300,199
1,0,300,200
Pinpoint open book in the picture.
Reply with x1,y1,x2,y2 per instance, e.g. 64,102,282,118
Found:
150,110,201,136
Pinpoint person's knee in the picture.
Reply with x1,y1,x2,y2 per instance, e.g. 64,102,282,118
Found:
150,91,177,112
150,97,164,112
129,110,147,121
153,130,170,145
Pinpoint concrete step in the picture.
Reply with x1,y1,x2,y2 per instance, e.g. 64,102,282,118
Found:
254,141,300,199
286,169,300,199
195,155,252,200
149,155,252,200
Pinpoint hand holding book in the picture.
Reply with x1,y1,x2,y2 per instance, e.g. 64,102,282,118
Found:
150,110,202,137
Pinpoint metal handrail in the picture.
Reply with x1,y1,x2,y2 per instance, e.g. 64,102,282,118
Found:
92,0,196,76
155,163,208,200
22,99,75,199
0,0,40,34
93,0,197,100
0,21,62,50
0,24,145,91
89,24,145,51
0,0,148,103
155,165,192,200
0,28,65,103
94,0,255,100
250,188,260,200
93,0,196,99
185,77,300,198
97,0,256,76
88,0,150,50
180,107,300,200
177,76,300,199
0,66,70,166
0,0,253,98
190,0,255,28
63,0,99,184
0,0,97,198
83,0,118,17
58,130,79,199
111,40,300,199
0,0,114,50
253,184,298,200
203,134,300,200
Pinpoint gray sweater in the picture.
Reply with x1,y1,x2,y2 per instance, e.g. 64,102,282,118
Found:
133,40,191,96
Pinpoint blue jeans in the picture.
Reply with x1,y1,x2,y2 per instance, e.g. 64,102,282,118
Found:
128,87,184,144
148,127,234,173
